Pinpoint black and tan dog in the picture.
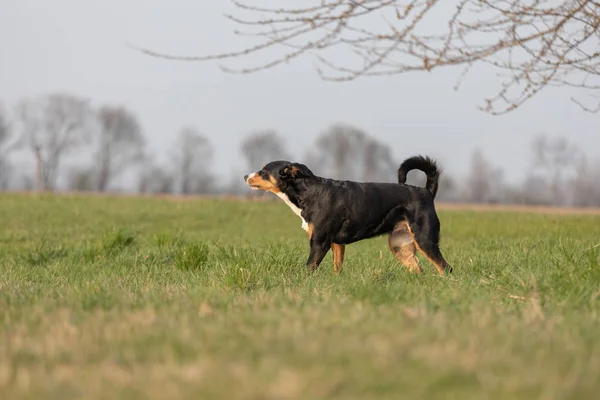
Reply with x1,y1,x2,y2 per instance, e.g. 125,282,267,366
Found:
244,156,452,275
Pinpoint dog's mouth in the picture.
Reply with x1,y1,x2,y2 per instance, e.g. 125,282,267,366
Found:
247,181,267,191
244,173,264,190
244,172,278,192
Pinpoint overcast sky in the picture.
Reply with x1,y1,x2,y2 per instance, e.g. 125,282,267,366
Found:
1,0,598,186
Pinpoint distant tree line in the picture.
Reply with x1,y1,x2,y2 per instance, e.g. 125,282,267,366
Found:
1,92,599,207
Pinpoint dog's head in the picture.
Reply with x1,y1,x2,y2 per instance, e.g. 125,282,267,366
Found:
244,161,314,192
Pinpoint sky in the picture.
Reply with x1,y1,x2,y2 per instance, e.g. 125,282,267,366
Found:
1,0,598,188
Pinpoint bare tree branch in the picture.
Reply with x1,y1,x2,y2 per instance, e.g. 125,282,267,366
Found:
130,0,600,115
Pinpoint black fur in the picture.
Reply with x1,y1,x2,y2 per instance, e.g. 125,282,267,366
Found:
244,156,452,275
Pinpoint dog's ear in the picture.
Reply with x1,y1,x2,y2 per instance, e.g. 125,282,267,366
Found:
279,163,313,180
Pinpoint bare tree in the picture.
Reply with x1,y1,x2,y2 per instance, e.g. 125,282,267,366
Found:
436,173,458,203
465,148,504,203
143,166,175,194
513,174,554,206
14,93,92,191
171,126,214,194
531,134,579,206
241,130,288,170
309,123,395,181
224,168,247,196
130,1,600,115
570,155,600,207
94,105,145,191
137,152,175,195
67,167,95,192
240,130,289,197
0,104,11,189
362,138,396,182
310,123,362,181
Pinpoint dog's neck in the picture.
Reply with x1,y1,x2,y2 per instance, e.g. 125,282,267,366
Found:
275,191,308,232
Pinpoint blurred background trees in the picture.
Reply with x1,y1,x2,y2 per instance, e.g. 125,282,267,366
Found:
1,92,599,207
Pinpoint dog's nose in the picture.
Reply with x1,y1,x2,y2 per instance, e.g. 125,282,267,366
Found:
244,174,248,181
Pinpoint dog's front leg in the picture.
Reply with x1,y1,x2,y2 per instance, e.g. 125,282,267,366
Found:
306,237,332,272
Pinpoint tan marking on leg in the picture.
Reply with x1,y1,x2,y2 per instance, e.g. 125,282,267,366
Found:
388,224,422,273
332,243,345,275
306,223,314,239
404,224,447,275
395,243,422,273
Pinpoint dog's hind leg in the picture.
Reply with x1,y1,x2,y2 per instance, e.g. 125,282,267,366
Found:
406,216,452,275
388,223,422,273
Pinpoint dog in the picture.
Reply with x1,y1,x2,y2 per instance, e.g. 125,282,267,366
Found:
243,156,452,275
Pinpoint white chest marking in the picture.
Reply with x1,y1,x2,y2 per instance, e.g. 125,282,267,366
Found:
276,192,308,231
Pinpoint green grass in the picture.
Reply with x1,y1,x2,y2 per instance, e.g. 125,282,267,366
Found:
1,193,599,399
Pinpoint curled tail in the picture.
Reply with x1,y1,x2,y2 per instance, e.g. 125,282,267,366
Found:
397,155,442,198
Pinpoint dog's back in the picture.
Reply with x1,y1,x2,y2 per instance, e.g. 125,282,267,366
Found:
301,178,434,245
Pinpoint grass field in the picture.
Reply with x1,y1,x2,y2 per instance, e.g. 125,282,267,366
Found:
1,193,600,399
